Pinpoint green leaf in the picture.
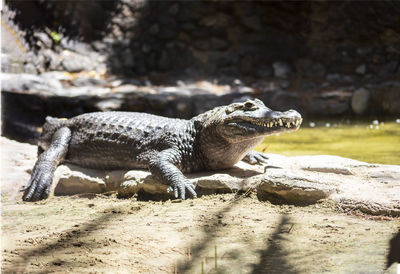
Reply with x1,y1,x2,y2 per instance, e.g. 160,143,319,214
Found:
51,31,61,43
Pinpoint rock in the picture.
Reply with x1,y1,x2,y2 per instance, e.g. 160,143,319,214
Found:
227,26,243,44
60,39,94,56
371,81,400,115
211,38,229,50
1,137,37,195
355,64,367,75
61,50,93,72
273,62,292,78
309,90,352,115
1,53,11,72
242,16,262,31
157,50,171,71
351,88,370,114
50,154,400,216
239,55,254,74
54,165,107,195
1,73,63,93
194,39,211,51
149,24,160,35
295,59,326,77
326,73,341,82
71,77,107,87
342,75,353,83
42,49,63,70
2,136,399,217
269,91,302,112
200,13,231,27
256,65,273,78
34,32,52,48
95,98,123,111
118,171,163,197
40,71,73,81
24,63,37,74
256,169,335,204
168,3,179,15
379,60,399,76
120,49,135,68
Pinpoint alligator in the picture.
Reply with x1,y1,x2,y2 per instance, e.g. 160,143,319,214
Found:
22,99,302,201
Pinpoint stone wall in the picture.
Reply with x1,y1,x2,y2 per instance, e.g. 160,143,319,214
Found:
2,0,400,140
4,1,400,81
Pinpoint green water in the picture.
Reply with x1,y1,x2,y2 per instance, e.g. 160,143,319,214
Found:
256,119,400,165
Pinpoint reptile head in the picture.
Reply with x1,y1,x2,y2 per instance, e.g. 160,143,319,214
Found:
199,99,302,143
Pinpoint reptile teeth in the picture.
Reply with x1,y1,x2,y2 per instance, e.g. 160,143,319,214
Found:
278,119,283,126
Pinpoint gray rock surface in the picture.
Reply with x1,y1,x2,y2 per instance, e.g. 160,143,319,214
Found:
2,136,399,216
1,73,63,93
53,153,400,216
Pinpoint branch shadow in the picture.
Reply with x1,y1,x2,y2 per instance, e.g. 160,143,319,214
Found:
2,206,122,273
249,214,299,274
176,197,240,273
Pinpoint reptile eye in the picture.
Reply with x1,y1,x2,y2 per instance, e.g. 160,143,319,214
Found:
244,102,255,109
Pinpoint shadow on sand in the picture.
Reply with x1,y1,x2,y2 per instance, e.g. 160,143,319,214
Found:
177,194,297,273
2,206,122,273
250,214,298,274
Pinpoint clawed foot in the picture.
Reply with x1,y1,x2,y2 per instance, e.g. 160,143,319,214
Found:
243,151,269,165
21,168,52,202
167,180,197,200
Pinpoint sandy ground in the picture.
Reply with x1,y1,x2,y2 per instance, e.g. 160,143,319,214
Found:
2,137,400,273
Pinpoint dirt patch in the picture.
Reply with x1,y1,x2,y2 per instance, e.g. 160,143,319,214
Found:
1,137,399,273
2,193,399,273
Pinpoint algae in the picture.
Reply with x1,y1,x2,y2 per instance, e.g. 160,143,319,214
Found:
256,120,400,165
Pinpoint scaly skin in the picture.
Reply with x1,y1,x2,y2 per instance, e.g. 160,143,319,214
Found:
22,99,302,201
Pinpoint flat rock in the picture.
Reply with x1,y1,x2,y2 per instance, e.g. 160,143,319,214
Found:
2,137,399,216
53,153,400,216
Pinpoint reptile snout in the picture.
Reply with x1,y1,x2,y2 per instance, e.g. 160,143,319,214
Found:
284,110,302,119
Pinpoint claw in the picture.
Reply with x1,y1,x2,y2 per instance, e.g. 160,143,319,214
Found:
243,151,269,165
22,169,52,202
174,187,179,199
167,181,197,200
20,184,29,192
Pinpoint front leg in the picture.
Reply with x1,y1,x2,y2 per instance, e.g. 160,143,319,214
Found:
242,150,268,165
22,127,71,201
148,149,197,200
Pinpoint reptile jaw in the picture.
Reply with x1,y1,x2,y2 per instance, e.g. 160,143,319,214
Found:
228,117,302,132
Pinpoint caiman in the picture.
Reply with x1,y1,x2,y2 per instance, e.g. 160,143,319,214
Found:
22,99,302,201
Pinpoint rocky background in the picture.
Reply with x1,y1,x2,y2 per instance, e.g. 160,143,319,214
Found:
2,0,400,141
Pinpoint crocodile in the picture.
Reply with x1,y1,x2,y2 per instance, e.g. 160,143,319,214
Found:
22,99,302,201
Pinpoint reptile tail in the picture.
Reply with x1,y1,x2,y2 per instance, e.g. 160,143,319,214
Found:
38,117,70,152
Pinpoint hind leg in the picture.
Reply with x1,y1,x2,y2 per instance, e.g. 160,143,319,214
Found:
22,127,71,201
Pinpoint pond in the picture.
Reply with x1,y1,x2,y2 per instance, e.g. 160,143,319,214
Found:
256,119,400,165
